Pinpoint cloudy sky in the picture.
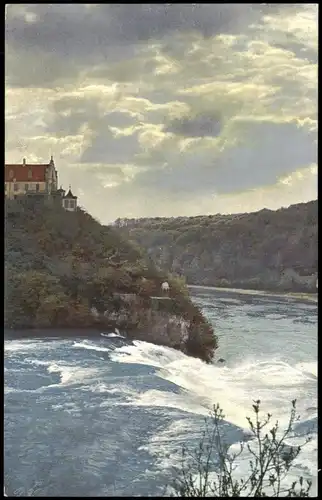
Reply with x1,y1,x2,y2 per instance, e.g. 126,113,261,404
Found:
5,4,317,222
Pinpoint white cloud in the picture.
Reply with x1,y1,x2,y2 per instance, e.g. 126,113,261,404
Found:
5,4,317,221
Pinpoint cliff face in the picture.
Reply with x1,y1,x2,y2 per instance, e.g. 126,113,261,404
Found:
4,197,216,363
114,201,318,293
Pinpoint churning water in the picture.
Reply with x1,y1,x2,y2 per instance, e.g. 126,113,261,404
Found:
4,287,317,496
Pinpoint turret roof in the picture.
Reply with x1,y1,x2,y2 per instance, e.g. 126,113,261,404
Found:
64,188,77,199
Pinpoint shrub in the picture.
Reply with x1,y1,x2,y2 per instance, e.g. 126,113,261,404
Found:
169,275,190,299
171,400,313,497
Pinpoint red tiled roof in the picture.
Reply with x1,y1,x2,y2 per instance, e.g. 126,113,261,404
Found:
5,164,49,182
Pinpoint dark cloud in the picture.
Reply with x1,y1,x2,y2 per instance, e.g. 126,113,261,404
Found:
273,41,318,65
5,48,82,88
126,122,317,197
5,3,301,89
80,124,140,164
103,4,250,42
213,122,316,194
5,4,250,54
44,96,141,163
46,97,138,139
165,113,222,137
46,96,101,137
5,4,292,71
105,111,138,128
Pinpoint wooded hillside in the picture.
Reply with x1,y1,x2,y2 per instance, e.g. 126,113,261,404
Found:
115,201,318,292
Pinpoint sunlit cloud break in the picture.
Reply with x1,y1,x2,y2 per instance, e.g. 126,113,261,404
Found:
5,3,318,222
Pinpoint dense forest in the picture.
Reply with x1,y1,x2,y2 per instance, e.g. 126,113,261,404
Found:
115,201,318,292
4,197,216,363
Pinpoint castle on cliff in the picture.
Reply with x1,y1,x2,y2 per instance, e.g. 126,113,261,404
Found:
5,156,78,211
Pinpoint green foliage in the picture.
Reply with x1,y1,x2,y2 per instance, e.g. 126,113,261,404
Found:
5,270,66,328
169,275,190,298
4,197,217,363
5,198,147,328
171,400,313,497
116,201,318,292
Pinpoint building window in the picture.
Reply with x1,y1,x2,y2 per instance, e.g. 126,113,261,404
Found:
36,183,39,192
25,184,29,191
28,170,32,179
64,199,76,210
9,170,14,179
14,183,19,192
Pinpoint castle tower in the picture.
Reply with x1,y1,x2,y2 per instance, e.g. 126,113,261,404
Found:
62,185,78,212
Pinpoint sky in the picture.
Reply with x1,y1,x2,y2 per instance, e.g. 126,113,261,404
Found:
5,4,318,223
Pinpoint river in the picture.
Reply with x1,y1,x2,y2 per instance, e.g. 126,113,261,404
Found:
4,286,317,496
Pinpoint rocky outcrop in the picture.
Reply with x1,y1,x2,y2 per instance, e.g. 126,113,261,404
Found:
115,201,318,293
279,268,317,290
90,293,192,354
5,197,217,363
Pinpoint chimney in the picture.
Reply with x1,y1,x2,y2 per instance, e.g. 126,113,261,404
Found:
23,158,26,166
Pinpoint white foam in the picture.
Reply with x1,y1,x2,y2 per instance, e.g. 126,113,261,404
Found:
4,386,21,395
111,340,187,370
89,382,110,393
111,341,317,430
111,340,317,493
295,362,317,378
72,340,111,353
85,382,130,396
120,389,209,416
266,313,286,320
28,359,53,367
98,384,136,403
138,417,204,470
51,401,82,416
4,339,49,354
47,362,99,386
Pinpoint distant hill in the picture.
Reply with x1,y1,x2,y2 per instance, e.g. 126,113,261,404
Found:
114,201,318,293
4,197,216,363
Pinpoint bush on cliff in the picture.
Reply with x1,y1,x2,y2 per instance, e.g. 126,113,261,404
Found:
4,197,217,362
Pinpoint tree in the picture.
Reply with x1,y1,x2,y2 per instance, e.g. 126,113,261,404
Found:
171,400,312,497
5,270,64,327
35,291,69,327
